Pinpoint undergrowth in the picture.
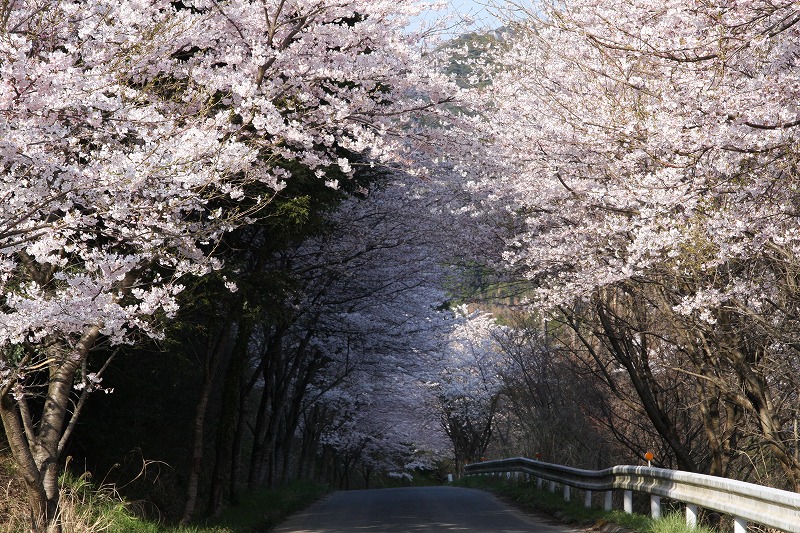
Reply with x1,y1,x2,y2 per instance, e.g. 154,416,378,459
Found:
212,479,330,532
0,451,328,533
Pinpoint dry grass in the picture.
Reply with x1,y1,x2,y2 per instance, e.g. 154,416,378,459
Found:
0,449,30,532
0,451,135,533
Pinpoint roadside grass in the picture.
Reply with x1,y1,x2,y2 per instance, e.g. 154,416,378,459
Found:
649,513,716,533
0,453,328,533
456,475,716,533
211,479,331,532
96,479,330,533
65,477,329,533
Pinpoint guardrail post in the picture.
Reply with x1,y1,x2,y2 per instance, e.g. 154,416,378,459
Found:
536,477,542,490
563,484,570,502
733,517,747,533
650,495,661,519
604,491,612,511
549,480,557,493
686,504,697,528
584,490,592,508
624,490,633,513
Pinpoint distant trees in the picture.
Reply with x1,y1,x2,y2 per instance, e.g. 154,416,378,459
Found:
423,308,507,476
489,312,611,467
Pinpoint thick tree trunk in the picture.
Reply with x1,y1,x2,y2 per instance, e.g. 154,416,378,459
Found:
180,365,214,526
0,326,101,533
0,394,50,531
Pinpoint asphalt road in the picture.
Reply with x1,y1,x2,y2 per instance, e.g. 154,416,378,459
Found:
273,486,582,532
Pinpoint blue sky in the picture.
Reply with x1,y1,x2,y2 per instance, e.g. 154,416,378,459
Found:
437,0,504,25
411,1,509,36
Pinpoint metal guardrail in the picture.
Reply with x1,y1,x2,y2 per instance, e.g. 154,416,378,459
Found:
464,457,800,533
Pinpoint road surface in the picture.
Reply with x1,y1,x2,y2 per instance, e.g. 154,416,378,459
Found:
274,486,582,532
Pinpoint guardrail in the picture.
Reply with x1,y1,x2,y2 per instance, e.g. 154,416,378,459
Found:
464,457,800,533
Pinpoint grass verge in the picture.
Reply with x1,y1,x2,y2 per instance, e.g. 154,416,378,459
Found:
101,479,330,533
0,453,328,533
455,475,716,533
211,480,331,532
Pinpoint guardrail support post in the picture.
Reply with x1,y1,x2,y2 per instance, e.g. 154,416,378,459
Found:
549,480,557,493
604,491,612,511
686,504,697,527
650,495,661,519
584,490,592,508
536,477,542,490
733,517,747,533
624,490,633,513
563,485,570,502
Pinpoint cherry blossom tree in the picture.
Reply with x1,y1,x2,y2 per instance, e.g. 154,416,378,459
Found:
475,0,800,487
0,0,464,528
422,307,506,476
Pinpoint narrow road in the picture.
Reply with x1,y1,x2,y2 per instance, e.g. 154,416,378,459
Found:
274,486,582,532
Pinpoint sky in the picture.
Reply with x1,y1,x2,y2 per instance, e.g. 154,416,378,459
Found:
411,1,514,37
436,0,505,26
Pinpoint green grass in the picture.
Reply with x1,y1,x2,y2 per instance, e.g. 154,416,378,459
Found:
649,513,715,533
456,476,716,533
210,480,331,532
44,472,329,533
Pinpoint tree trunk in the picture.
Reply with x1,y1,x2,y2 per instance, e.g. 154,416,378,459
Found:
247,368,273,488
0,393,51,532
179,363,214,526
207,319,252,517
0,326,101,532
228,372,249,506
297,407,323,480
594,301,700,472
248,332,284,489
180,316,235,526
